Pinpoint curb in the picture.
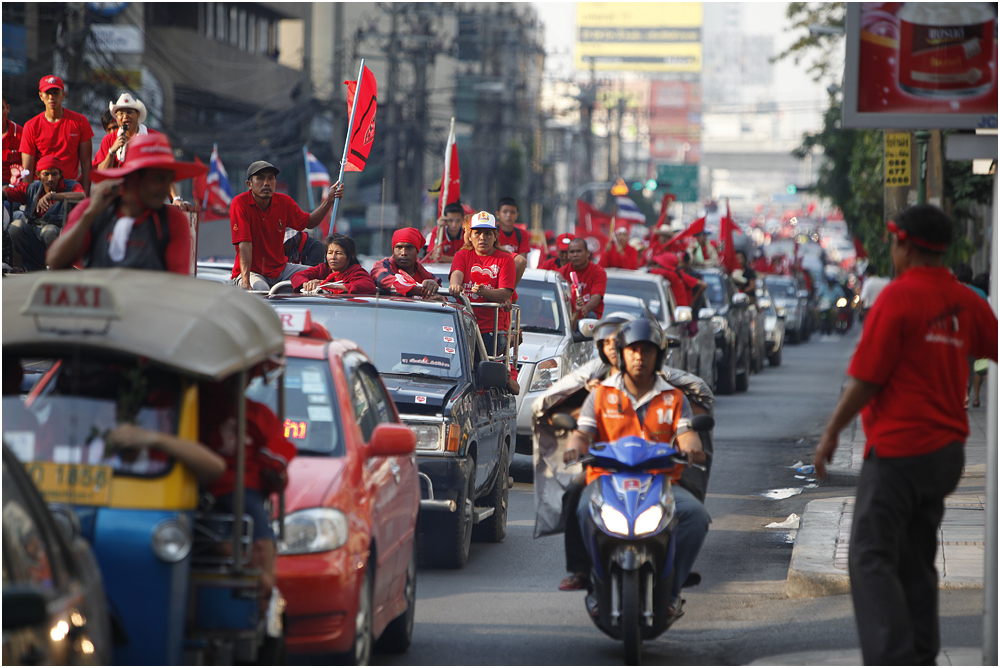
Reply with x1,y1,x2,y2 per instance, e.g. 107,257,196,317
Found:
785,498,851,599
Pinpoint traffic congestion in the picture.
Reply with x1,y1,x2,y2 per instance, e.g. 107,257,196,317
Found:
2,2,998,665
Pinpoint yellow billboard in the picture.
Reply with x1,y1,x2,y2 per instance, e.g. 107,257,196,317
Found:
576,2,702,73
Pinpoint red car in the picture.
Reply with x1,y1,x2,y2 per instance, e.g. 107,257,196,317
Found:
261,308,419,665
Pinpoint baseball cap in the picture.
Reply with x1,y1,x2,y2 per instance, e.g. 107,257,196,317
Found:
247,160,280,180
39,75,64,92
470,211,497,229
555,233,573,249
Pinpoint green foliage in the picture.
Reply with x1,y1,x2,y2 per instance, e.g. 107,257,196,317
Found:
942,156,991,266
771,3,846,83
845,131,891,274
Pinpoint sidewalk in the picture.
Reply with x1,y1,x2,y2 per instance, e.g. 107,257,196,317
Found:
786,405,988,598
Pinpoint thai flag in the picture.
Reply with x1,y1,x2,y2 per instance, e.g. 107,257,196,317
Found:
615,196,646,222
305,150,331,188
196,144,233,221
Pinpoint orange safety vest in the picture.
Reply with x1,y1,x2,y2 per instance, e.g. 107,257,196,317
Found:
586,383,686,484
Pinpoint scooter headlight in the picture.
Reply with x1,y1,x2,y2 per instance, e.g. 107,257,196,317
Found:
599,505,630,536
151,516,192,563
836,297,848,308
277,508,348,555
634,505,664,536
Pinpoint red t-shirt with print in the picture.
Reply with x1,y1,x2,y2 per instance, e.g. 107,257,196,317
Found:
3,120,23,184
451,248,517,332
559,261,607,318
230,191,310,279
848,266,998,458
497,225,529,256
19,109,94,181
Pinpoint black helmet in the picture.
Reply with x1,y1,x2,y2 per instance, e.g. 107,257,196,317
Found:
592,312,632,365
614,318,666,373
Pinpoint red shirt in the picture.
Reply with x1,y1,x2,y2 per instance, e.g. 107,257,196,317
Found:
849,267,998,458
599,243,639,270
63,198,192,274
230,191,310,279
92,127,160,169
425,228,464,260
289,261,376,294
559,261,607,318
451,248,517,332
497,225,529,256
3,119,23,184
537,256,568,271
19,109,94,182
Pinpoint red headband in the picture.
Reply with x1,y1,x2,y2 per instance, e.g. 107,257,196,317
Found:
392,227,425,251
887,220,947,252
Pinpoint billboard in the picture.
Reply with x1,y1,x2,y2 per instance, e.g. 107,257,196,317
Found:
843,3,998,129
649,80,701,163
576,2,702,74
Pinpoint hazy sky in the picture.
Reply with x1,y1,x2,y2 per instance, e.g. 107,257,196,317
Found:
531,1,829,112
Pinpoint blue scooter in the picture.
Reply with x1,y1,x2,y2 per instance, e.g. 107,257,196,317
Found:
553,413,714,665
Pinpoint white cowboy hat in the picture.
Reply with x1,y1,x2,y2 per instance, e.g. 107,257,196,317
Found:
110,93,147,124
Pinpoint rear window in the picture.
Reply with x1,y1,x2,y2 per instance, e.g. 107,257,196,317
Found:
605,278,662,316
702,274,726,306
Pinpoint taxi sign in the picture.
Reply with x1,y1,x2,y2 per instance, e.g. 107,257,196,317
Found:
22,277,120,320
610,178,630,197
273,307,312,334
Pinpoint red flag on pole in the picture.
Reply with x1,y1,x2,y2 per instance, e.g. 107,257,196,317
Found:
719,201,741,273
575,199,612,261
664,216,706,252
343,65,378,173
438,118,460,217
654,192,676,229
853,235,868,259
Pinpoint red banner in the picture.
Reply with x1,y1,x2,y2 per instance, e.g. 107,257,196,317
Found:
719,202,740,274
664,216,705,252
344,65,378,173
438,121,460,217
575,199,612,262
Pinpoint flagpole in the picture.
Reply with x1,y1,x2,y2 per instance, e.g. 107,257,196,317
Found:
303,146,316,210
203,143,215,212
439,117,454,218
330,59,365,230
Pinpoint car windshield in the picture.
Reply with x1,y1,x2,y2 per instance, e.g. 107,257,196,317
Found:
2,356,179,478
247,358,344,457
516,280,564,333
606,278,662,317
766,278,797,298
603,297,651,320
302,303,465,380
702,274,726,306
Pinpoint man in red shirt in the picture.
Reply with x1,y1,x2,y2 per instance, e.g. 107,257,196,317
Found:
814,205,998,666
424,201,466,263
449,211,517,355
650,250,704,308
230,160,343,290
19,75,93,192
2,96,24,185
496,196,528,284
559,237,607,319
599,226,639,270
47,133,205,274
538,233,572,271
372,227,442,298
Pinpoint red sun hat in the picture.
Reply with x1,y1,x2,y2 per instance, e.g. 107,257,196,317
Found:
92,133,207,183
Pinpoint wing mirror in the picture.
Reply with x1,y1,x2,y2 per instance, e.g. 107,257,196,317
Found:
797,289,810,299
476,361,508,390
698,307,715,320
759,298,772,310
575,318,599,342
551,413,578,431
690,414,715,432
368,423,416,457
732,292,749,306
673,306,693,323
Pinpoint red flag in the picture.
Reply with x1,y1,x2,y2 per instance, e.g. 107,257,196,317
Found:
654,193,676,229
575,199,612,262
438,118,460,217
719,201,740,273
664,216,705,252
853,235,868,259
343,65,377,173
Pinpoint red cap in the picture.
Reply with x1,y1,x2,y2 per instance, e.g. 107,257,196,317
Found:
35,155,62,173
91,133,207,183
38,75,64,92
556,233,573,249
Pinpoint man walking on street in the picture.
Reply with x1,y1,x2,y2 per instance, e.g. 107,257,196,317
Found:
813,204,998,665
19,75,93,192
230,160,343,291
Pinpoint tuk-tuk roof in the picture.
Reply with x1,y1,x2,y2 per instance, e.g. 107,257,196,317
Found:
3,269,285,381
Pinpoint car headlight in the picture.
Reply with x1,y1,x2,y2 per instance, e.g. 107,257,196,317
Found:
528,357,561,392
775,306,786,318
151,516,191,563
711,315,726,334
634,505,663,536
277,508,348,555
599,505,630,536
411,423,442,451
836,297,848,308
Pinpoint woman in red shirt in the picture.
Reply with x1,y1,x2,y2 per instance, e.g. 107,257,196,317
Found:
290,234,376,294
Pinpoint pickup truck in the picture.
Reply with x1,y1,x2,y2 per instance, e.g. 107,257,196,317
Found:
268,295,516,569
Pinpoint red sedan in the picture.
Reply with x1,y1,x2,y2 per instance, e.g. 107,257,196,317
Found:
266,308,419,664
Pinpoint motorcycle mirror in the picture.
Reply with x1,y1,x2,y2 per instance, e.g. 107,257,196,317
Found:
690,415,715,432
551,413,578,431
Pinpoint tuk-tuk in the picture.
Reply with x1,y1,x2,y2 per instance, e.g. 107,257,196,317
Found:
2,268,288,664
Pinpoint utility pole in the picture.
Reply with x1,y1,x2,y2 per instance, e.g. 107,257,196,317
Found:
384,5,400,208
406,11,432,228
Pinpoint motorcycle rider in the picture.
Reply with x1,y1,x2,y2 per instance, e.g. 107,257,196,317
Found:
563,319,710,617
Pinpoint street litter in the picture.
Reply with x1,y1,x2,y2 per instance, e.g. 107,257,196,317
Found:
762,488,803,500
766,513,800,529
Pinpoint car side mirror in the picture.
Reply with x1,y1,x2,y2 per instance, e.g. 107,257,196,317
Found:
797,290,809,299
551,413,578,431
673,306,693,323
665,334,681,349
690,415,715,432
732,292,749,306
575,318,598,342
476,361,507,390
367,423,416,457
2,585,49,630
759,298,772,310
698,307,715,320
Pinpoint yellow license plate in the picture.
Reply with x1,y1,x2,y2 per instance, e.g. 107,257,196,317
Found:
25,463,113,506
